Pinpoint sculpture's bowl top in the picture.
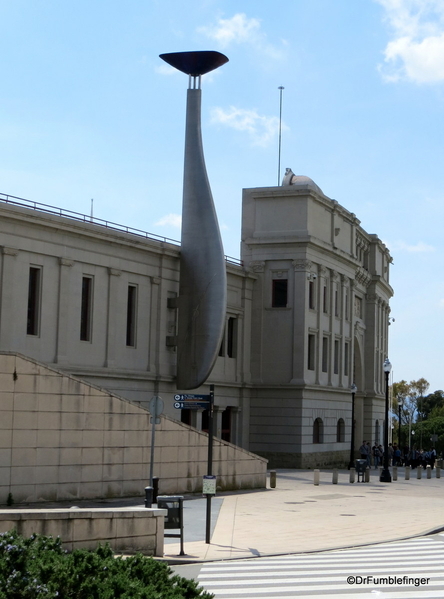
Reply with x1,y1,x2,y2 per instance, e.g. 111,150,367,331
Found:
159,51,229,76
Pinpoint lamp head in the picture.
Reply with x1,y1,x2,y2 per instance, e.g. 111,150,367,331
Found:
350,383,358,394
383,357,392,373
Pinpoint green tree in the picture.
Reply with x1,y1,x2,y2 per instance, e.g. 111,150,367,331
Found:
411,416,444,454
420,390,444,420
411,378,430,419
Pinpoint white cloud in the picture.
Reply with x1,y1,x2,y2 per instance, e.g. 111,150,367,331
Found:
376,0,444,83
211,106,285,147
155,64,178,76
199,13,260,47
155,213,182,228
388,240,435,252
198,13,286,60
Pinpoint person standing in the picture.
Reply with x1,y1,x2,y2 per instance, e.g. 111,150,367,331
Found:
388,443,394,466
431,447,437,470
359,441,368,461
365,441,372,467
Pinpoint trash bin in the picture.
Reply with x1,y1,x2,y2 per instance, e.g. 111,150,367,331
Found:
157,495,184,556
355,459,367,482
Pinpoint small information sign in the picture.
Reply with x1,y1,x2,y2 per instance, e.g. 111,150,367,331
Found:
202,475,217,495
174,393,210,410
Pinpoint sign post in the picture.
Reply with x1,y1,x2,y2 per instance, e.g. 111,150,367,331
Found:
173,387,215,543
205,385,215,544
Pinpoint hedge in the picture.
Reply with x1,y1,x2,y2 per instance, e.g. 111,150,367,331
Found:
0,530,214,599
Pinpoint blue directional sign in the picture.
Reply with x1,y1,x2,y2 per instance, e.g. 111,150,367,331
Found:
173,393,210,410
175,394,210,400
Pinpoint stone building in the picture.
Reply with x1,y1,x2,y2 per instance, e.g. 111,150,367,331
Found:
0,172,393,469
243,171,393,467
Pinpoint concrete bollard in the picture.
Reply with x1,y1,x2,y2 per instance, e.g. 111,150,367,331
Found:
314,469,320,485
392,466,398,481
417,465,422,479
365,467,370,483
438,459,443,469
270,470,277,488
436,466,441,479
427,465,432,479
405,466,411,480
349,468,355,483
332,469,338,484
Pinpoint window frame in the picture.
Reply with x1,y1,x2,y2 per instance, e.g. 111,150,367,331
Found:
27,266,42,336
272,278,288,308
80,275,93,342
126,284,138,347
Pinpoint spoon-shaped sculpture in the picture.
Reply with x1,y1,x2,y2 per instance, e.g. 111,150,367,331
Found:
160,51,228,389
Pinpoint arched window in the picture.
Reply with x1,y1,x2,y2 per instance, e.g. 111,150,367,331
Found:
336,418,345,442
313,418,324,444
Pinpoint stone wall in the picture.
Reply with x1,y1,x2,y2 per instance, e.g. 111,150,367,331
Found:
0,353,267,505
0,507,166,556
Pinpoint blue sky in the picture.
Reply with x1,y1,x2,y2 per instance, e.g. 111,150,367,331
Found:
1,0,444,392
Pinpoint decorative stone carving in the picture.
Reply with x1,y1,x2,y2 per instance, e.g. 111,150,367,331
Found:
249,261,265,273
60,258,74,267
355,266,371,287
108,267,121,276
354,320,366,338
293,259,312,272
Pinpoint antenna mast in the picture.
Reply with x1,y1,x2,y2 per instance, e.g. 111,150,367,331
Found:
277,86,284,185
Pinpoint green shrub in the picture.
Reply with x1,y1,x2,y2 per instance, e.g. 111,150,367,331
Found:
0,530,214,599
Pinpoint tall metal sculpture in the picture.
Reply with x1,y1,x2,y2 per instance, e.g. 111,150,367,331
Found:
159,51,228,389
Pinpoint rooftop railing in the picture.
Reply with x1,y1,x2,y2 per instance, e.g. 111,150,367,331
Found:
0,192,243,266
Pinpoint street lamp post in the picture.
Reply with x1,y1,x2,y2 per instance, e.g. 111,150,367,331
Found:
380,358,392,482
348,383,357,469
398,396,404,447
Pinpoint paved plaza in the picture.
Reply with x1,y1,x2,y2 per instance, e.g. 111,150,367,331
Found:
164,468,444,564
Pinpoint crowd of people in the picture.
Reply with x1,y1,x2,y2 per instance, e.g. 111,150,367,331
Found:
358,440,438,470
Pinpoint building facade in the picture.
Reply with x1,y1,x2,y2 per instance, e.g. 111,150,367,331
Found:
243,172,393,467
0,173,393,468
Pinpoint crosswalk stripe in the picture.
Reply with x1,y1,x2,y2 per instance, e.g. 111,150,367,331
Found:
198,534,444,598
201,568,444,581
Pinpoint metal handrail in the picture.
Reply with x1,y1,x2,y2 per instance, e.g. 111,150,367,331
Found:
0,192,243,266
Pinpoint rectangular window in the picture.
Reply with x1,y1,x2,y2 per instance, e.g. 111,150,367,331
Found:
309,281,315,309
27,267,42,336
334,340,339,374
344,342,349,376
323,285,328,313
308,334,315,371
322,337,328,372
126,285,137,347
227,317,237,358
335,289,339,317
80,276,93,341
272,279,288,308
345,291,349,320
